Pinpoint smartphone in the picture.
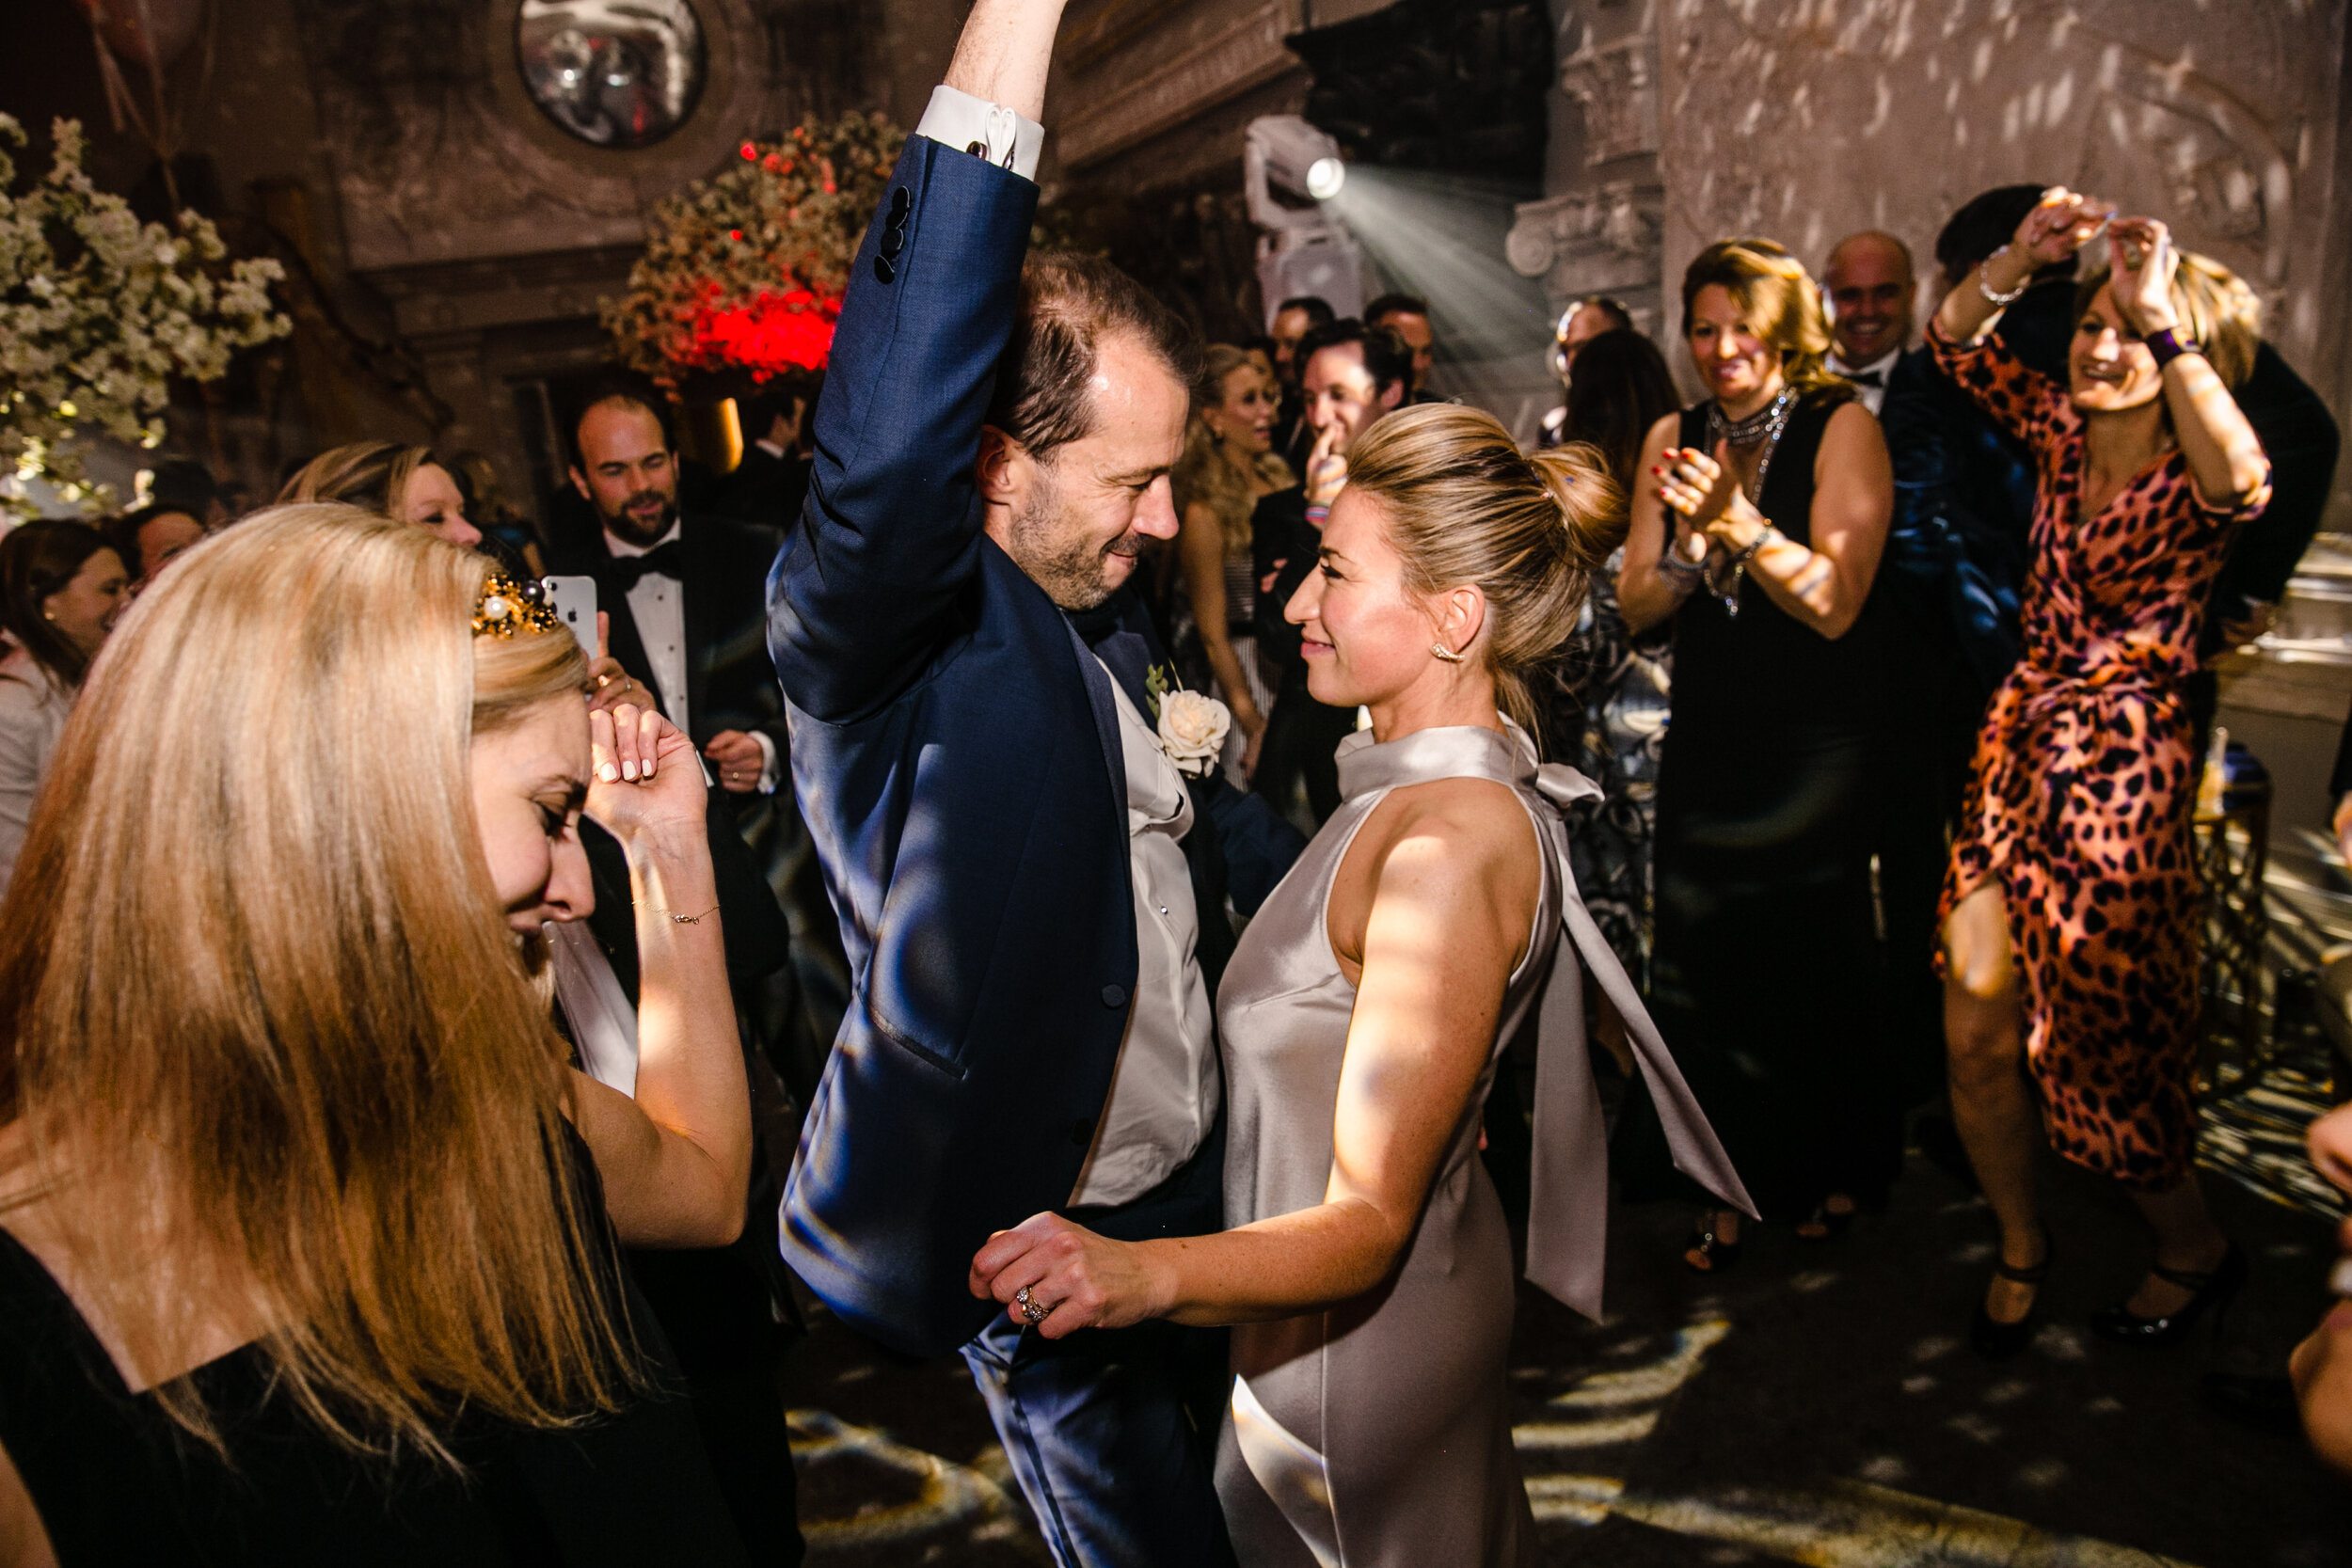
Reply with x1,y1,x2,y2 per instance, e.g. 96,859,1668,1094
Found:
541,576,598,662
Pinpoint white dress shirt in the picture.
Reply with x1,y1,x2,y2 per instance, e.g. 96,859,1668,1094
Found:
914,84,1044,182
1067,665,1220,1209
606,521,779,793
1828,346,1901,415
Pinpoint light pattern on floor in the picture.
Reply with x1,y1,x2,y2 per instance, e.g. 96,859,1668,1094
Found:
787,1407,1033,1553
1512,1319,2208,1567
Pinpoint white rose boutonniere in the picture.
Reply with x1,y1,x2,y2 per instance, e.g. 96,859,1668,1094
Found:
1156,688,1231,779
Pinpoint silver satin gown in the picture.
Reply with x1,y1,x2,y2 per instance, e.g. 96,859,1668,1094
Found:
1213,724,1748,1567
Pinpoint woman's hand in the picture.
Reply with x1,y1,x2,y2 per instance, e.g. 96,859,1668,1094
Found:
2106,217,2181,336
969,1212,1170,1338
1303,423,1348,509
584,702,705,847
585,611,652,716
1657,440,1759,541
2011,186,2113,268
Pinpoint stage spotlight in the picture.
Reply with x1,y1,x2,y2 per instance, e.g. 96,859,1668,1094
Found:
1306,157,1345,201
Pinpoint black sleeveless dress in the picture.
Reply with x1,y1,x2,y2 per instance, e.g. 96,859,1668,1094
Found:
0,1134,751,1566
1622,389,1905,1220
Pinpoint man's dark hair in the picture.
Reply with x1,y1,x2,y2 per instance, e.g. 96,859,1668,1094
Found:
1295,318,1413,395
1363,293,1430,327
564,372,676,470
987,252,1202,463
1273,295,1336,328
1937,184,2071,284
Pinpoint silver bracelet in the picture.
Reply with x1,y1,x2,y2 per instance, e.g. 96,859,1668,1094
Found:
1657,546,1706,591
1977,245,2029,307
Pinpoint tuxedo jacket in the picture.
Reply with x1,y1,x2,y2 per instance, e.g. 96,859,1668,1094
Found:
767,137,1299,1355
544,512,790,762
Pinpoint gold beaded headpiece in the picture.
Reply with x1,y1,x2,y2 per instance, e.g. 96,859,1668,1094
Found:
471,571,565,639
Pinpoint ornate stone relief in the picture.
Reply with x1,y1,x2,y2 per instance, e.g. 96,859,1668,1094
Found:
1059,1,1298,173
1559,32,1659,166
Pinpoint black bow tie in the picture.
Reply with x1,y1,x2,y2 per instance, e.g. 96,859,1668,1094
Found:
1843,368,1884,388
606,539,684,590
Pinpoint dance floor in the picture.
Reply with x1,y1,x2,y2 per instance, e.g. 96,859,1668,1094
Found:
771,1103,2349,1565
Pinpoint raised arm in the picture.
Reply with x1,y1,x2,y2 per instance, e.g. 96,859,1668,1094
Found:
2106,219,2269,511
765,0,1068,724
565,705,751,1248
1935,186,2109,347
967,780,1538,1330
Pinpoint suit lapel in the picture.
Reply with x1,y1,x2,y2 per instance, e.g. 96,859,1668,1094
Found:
1063,621,1125,819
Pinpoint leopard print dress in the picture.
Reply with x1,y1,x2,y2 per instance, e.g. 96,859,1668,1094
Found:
1928,321,2270,1190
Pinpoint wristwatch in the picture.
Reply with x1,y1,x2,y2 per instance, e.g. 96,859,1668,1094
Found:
2145,326,2201,370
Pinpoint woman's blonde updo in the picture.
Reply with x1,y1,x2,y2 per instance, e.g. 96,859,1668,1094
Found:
1341,404,1626,738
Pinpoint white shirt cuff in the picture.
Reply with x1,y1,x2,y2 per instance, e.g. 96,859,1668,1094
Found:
751,728,782,796
915,84,1043,182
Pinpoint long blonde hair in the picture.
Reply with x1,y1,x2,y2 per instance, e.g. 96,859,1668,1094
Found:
1174,345,1292,557
1342,404,1626,738
0,505,634,1465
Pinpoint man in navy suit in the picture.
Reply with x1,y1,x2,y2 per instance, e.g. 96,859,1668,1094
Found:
766,3,1302,1562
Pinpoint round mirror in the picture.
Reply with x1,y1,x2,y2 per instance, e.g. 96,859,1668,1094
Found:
516,0,706,150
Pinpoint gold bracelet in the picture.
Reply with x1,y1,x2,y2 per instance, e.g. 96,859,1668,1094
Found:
640,903,720,925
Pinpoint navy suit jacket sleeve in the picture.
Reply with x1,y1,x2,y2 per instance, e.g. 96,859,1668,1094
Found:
1201,774,1307,915
767,139,1041,724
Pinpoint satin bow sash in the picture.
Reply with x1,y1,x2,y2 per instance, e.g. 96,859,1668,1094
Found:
1522,761,1755,1320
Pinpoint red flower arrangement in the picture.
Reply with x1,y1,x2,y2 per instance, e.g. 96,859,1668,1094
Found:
603,113,906,386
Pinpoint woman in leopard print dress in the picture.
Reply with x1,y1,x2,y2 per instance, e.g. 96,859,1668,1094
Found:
1931,191,2271,1357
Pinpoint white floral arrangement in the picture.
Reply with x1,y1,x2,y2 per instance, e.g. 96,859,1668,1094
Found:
0,116,291,518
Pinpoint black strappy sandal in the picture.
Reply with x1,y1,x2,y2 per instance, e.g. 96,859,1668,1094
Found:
1682,1212,1743,1275
2092,1243,2248,1347
1971,1230,2053,1360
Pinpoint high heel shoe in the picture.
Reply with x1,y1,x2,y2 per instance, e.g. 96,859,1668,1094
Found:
1970,1230,2053,1361
2091,1243,2248,1347
1682,1213,1743,1274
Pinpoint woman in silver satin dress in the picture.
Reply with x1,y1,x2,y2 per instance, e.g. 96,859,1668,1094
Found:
973,406,1748,1566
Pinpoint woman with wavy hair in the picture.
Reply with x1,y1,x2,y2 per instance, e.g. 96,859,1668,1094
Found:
0,507,753,1560
1172,343,1294,777
970,406,1746,1565
1929,193,2270,1357
1617,237,1900,1270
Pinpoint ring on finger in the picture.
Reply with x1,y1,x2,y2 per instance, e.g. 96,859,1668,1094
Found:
1014,1286,1054,1326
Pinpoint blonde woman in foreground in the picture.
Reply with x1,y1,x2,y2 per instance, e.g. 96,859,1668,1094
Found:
972,405,1748,1566
0,508,754,1564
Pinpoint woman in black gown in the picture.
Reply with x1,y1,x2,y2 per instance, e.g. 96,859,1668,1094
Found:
0,508,755,1562
1617,239,1900,1268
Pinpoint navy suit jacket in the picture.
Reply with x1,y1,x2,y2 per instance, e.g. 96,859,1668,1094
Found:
767,137,1297,1355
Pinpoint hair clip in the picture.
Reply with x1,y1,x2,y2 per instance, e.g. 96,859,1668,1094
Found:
472,571,566,639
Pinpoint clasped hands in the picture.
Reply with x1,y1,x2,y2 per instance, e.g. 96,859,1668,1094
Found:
969,1212,1166,1339
1653,438,1769,578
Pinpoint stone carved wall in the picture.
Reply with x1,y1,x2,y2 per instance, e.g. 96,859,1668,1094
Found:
1652,0,2352,414
1509,1,1668,338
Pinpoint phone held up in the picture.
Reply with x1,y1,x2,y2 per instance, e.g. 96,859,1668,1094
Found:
540,576,598,663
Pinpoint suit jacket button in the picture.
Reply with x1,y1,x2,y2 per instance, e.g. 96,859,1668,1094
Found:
1101,984,1127,1008
872,254,896,285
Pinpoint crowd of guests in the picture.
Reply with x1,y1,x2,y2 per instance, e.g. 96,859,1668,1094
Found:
0,12,2348,1548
